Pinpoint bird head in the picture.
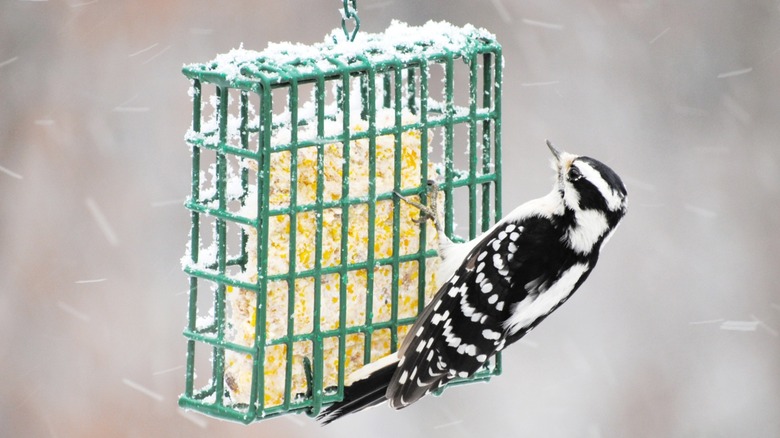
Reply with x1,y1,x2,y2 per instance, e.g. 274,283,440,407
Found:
546,140,628,225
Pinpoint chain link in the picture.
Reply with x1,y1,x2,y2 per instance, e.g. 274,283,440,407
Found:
340,0,360,42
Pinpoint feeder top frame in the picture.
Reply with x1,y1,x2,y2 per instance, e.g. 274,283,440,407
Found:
182,20,500,89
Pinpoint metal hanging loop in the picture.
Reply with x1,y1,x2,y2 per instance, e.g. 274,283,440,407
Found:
340,0,360,42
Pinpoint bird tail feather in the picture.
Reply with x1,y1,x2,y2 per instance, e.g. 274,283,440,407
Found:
317,354,399,424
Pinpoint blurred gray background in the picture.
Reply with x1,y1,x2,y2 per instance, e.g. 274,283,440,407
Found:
2,0,779,437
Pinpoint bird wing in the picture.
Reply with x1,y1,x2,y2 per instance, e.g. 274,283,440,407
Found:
386,218,550,408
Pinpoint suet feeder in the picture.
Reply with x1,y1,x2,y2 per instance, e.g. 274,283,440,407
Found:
179,2,503,423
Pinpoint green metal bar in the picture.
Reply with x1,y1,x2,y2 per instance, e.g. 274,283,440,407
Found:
283,78,300,410
183,330,257,354
444,56,455,238
252,80,274,415
493,48,503,224
390,61,403,351
185,249,438,286
360,73,369,121
364,63,377,363
337,68,351,400
309,70,327,417
179,397,255,424
383,73,391,108
190,111,499,154
182,318,424,352
183,78,202,401
182,45,505,89
407,67,416,114
468,55,479,240
417,61,430,316
194,363,494,422
186,174,496,226
213,85,229,406
184,201,257,227
492,46,503,376
264,317,421,345
186,360,504,425
481,52,493,233
239,91,250,269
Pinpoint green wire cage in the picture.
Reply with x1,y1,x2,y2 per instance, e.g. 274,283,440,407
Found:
179,18,503,423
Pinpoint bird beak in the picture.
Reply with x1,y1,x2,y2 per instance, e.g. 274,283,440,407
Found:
546,140,562,163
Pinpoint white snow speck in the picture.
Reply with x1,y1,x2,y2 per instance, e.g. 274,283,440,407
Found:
688,319,724,325
150,198,185,207
141,44,172,65
684,204,717,218
189,28,214,35
284,413,306,427
433,419,464,429
521,81,560,87
716,67,753,79
57,301,90,322
0,164,22,179
122,378,164,402
750,314,778,337
85,197,119,246
69,0,99,7
74,278,106,284
522,18,564,31
113,94,150,113
0,56,19,69
178,410,208,428
128,43,159,58
722,94,751,124
363,1,393,10
649,27,670,45
490,0,512,23
719,320,759,332
113,106,150,113
152,365,184,376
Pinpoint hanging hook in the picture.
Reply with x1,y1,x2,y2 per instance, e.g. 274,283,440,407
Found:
340,0,360,42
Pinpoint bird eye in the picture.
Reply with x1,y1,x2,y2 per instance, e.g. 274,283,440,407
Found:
568,167,582,181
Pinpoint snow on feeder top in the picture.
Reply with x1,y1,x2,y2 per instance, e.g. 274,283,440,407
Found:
179,14,503,423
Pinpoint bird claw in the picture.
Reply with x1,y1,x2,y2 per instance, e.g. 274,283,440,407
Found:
393,180,442,232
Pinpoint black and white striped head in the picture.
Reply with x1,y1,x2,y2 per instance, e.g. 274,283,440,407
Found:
547,140,627,218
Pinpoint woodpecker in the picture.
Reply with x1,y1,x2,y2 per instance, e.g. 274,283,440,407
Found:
318,140,628,424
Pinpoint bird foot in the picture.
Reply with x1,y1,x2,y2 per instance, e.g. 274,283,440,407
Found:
394,180,442,233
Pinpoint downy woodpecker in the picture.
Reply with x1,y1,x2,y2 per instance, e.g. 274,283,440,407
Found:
319,141,627,423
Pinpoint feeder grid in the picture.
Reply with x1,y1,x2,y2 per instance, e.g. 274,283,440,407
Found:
180,20,503,423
